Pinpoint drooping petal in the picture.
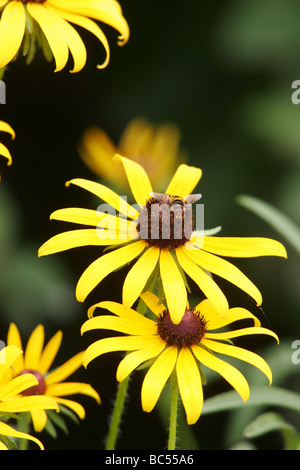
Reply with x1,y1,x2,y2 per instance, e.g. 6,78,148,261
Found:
66,178,139,219
39,330,63,375
24,325,44,370
192,345,250,402
176,348,203,425
195,299,261,329
184,246,263,307
86,300,149,321
122,246,160,307
81,314,156,337
140,291,166,317
202,338,273,385
27,3,69,72
0,1,26,69
75,240,146,302
53,396,85,419
83,336,155,368
141,346,177,413
202,236,287,259
160,249,187,324
114,154,153,206
176,247,229,316
30,409,48,433
54,10,110,69
0,121,15,139
116,338,166,382
45,352,84,386
0,143,12,166
0,421,44,450
165,164,202,198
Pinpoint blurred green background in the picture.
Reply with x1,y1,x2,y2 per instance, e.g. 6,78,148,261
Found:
0,0,299,449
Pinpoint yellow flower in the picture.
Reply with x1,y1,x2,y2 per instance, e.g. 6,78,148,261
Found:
5,323,100,432
0,0,129,73
39,156,287,324
0,345,58,449
81,292,278,425
0,120,15,179
78,117,187,191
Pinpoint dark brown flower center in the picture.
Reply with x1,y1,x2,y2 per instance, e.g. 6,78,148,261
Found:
20,0,46,4
157,308,207,348
136,194,194,249
18,369,46,396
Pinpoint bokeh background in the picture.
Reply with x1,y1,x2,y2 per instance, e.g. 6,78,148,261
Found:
0,0,299,449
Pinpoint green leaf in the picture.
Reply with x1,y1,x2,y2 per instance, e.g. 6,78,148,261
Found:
202,386,300,415
243,411,296,439
236,194,300,254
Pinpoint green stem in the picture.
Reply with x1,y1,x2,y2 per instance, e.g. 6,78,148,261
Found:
105,375,130,450
168,373,179,450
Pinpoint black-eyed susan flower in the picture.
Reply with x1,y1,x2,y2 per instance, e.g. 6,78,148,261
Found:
0,344,58,449
5,323,100,433
39,156,287,324
0,0,129,73
81,292,278,425
0,120,15,179
78,117,186,191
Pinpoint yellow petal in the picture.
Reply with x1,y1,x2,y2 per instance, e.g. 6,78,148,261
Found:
165,164,202,198
31,409,48,433
206,326,279,344
0,1,26,69
141,346,177,413
0,345,23,380
0,143,12,166
123,246,160,308
46,352,84,385
75,240,146,302
27,3,69,72
192,345,250,402
114,154,153,206
83,336,154,368
55,10,110,69
140,291,166,317
7,323,24,373
160,249,187,324
39,330,63,374
0,374,38,401
66,178,139,219
0,421,44,450
195,299,261,329
81,314,156,336
185,246,263,307
86,300,147,321
202,236,287,259
116,338,166,382
46,382,100,403
176,247,229,316
54,396,85,419
0,121,15,139
176,348,203,425
0,396,59,413
202,338,273,385
24,325,44,370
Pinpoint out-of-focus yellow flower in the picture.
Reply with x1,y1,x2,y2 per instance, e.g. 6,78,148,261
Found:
0,120,14,179
81,292,278,425
78,118,187,191
6,323,100,433
0,0,129,73
0,345,58,449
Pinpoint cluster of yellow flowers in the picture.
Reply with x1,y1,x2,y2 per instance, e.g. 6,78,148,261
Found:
0,0,287,451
